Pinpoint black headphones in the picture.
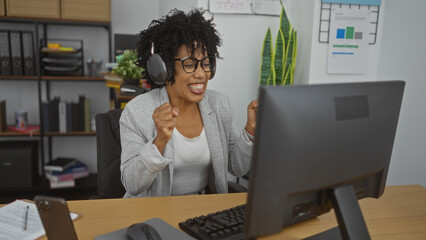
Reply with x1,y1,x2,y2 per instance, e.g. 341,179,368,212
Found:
146,42,216,85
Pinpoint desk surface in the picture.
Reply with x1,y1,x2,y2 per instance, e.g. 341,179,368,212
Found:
56,185,426,239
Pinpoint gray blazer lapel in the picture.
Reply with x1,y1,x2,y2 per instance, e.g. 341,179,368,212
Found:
199,98,227,193
159,87,174,196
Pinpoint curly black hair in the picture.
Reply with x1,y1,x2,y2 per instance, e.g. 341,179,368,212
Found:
137,8,222,88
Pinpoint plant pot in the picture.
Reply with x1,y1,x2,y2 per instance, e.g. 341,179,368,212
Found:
123,78,140,86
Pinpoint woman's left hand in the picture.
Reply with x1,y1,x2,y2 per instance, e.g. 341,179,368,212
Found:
245,100,258,136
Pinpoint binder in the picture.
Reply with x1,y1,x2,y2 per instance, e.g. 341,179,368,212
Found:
78,95,85,131
9,31,23,76
42,102,50,133
66,102,73,132
21,31,35,76
58,101,67,133
72,102,79,132
50,97,60,132
0,30,11,76
0,100,6,132
84,98,91,132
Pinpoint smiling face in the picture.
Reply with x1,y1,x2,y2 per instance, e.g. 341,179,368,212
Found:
166,44,211,106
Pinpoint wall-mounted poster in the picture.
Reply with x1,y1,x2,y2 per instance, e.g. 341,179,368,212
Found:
327,7,370,74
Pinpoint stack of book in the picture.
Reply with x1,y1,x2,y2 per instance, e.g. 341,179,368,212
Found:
44,158,89,189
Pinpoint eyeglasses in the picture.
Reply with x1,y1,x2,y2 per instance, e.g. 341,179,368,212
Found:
174,56,211,74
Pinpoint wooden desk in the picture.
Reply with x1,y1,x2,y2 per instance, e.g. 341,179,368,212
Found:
60,185,426,239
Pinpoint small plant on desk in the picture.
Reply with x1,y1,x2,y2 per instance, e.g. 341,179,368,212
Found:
113,49,145,85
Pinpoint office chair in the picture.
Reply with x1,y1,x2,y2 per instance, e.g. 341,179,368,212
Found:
95,109,126,198
94,109,247,199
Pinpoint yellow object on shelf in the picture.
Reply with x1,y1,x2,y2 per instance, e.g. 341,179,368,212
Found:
59,47,74,51
47,43,61,49
41,47,79,53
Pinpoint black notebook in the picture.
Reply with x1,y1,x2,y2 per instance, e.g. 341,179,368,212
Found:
44,158,77,172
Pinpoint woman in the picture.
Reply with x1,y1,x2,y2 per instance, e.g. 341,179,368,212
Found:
120,9,257,198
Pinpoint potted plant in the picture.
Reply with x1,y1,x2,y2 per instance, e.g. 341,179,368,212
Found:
260,1,297,86
113,49,145,85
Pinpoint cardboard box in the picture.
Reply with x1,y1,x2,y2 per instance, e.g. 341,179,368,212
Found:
0,0,5,16
6,0,60,19
61,0,110,22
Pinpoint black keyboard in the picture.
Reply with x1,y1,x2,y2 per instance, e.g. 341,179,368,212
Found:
179,204,248,240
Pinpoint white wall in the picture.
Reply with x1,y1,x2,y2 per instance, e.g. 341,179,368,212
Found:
376,0,426,186
289,0,316,85
111,0,160,35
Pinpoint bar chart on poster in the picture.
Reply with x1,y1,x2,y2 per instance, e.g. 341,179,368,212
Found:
319,0,381,44
327,7,370,74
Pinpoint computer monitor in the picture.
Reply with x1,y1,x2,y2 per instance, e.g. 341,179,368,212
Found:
244,81,405,239
114,34,138,58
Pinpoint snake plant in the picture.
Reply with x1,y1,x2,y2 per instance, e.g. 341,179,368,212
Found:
260,2,297,86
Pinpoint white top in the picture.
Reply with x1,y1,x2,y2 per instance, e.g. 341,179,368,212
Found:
171,128,211,195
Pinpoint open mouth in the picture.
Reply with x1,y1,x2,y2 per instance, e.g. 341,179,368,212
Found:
188,83,205,94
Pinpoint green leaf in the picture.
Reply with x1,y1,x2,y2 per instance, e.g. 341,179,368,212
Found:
291,31,297,85
260,28,273,86
270,66,277,86
283,63,291,85
279,3,290,46
274,29,285,86
283,28,295,85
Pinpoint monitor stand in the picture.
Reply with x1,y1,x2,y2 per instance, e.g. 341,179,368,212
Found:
304,185,371,240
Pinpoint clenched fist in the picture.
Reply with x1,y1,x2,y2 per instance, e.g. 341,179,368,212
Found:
245,100,258,137
152,102,179,154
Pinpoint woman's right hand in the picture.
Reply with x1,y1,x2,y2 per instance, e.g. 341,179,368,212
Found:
152,102,179,154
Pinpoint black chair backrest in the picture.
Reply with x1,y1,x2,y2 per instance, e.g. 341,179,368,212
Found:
95,109,125,198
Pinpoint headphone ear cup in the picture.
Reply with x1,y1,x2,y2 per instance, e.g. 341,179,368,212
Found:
209,57,216,80
147,53,170,85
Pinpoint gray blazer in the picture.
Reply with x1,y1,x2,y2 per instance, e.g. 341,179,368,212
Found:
119,87,253,198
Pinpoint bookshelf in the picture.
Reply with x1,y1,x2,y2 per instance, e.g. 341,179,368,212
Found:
0,75,105,81
0,130,96,137
0,16,112,199
42,76,105,82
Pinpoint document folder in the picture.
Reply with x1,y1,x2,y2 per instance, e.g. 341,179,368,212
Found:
22,31,35,76
0,30,11,76
0,100,6,132
10,31,23,76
